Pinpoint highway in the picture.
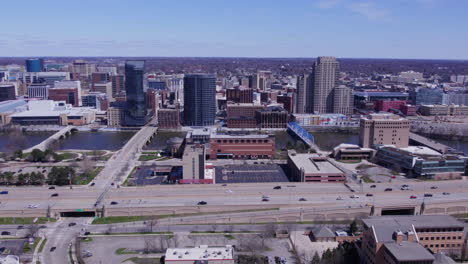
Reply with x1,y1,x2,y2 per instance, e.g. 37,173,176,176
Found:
0,180,467,214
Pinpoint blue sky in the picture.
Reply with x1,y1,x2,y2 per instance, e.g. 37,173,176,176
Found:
1,0,467,59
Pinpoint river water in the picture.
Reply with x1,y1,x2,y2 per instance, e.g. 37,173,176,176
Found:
1,129,466,154
0,132,54,152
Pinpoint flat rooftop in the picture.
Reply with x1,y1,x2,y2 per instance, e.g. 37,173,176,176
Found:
165,246,233,261
385,242,435,262
215,164,289,183
363,215,464,243
288,154,343,174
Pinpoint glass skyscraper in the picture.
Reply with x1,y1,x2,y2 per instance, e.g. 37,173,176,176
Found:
123,60,148,126
183,74,216,126
26,58,44,72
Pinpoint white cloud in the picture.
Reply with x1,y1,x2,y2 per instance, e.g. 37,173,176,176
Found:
348,2,389,20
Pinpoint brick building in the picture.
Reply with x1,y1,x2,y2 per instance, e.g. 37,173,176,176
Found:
361,215,466,264
226,103,264,128
256,106,289,129
226,87,253,103
359,113,410,148
157,108,180,129
277,94,294,113
375,100,407,112
209,132,275,160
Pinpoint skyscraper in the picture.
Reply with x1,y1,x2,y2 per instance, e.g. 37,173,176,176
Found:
25,58,44,72
295,74,308,113
123,60,148,126
333,85,354,115
183,74,216,126
307,56,340,113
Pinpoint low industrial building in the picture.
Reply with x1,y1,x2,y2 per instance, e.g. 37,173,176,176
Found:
332,143,375,160
292,113,359,128
165,245,234,264
0,100,28,125
209,131,275,160
287,152,346,183
9,100,95,126
376,146,465,179
419,104,468,116
361,215,466,264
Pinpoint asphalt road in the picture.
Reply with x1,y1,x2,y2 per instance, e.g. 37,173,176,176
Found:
0,180,467,212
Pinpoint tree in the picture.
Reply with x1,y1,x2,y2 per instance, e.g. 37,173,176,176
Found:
13,150,23,160
146,216,159,232
48,167,75,186
311,252,321,264
17,173,30,185
350,220,359,234
26,224,40,238
31,149,46,162
30,172,45,185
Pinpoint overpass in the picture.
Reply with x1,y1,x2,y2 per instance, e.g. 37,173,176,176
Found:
409,132,461,154
24,126,76,152
287,122,316,149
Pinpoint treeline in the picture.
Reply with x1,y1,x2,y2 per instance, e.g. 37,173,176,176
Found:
0,167,77,186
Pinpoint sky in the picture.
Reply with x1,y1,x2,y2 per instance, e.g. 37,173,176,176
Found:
1,0,467,59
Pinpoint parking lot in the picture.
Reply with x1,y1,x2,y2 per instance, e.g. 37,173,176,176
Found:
215,164,290,183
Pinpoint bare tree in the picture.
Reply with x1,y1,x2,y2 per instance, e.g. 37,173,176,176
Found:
26,224,41,238
146,216,159,232
143,236,156,254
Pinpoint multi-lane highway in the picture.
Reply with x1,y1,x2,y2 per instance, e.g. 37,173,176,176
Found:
0,180,467,216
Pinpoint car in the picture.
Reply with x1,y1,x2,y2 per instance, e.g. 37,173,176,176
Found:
84,231,91,235
253,162,258,164
273,186,281,190
299,198,307,201
0,191,8,195
442,192,450,195
262,195,270,199
50,193,59,197
370,185,376,188
365,203,372,207
111,182,115,186
430,186,438,189
1,231,11,236
39,225,47,229
350,195,359,199
90,182,95,186
401,184,409,187
48,186,55,190
366,193,373,197
222,184,227,186
110,201,118,205
197,201,207,205
424,193,433,197
336,196,343,200
261,198,269,202
50,247,56,252
400,186,410,190
136,167,141,170
410,195,417,199
391,176,396,179
17,226,24,230
68,223,76,227
384,188,393,192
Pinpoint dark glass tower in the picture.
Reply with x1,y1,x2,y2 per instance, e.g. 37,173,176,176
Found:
183,74,216,126
123,60,148,126
26,58,44,72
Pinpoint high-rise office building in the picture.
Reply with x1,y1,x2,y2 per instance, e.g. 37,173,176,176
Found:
333,85,354,115
307,56,340,113
123,60,148,126
26,58,44,72
110,74,125,96
295,74,308,114
183,74,216,126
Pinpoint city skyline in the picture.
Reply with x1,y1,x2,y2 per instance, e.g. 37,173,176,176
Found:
1,0,467,59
